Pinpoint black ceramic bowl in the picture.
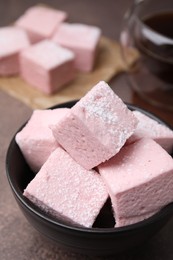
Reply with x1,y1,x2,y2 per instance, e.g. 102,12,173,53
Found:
6,101,173,256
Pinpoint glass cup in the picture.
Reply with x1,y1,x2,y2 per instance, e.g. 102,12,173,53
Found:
120,0,173,110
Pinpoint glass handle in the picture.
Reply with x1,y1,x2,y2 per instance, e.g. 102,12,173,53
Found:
124,0,144,20
121,0,144,47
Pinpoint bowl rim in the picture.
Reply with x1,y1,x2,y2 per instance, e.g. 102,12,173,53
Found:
6,100,173,234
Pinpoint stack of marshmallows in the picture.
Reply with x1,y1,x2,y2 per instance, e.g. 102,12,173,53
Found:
16,81,173,228
0,5,101,94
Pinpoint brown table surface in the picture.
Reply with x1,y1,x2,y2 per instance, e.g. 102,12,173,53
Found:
1,0,173,259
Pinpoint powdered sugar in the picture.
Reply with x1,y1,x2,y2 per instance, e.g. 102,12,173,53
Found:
24,147,108,227
128,110,173,153
79,82,118,124
80,97,118,124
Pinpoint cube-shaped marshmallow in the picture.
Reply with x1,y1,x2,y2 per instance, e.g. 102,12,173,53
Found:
0,27,30,75
128,110,173,153
98,138,173,227
20,40,75,94
24,147,108,227
50,81,138,169
15,6,67,43
52,23,101,72
15,108,69,172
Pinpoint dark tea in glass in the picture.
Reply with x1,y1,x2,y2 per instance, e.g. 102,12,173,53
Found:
121,0,173,110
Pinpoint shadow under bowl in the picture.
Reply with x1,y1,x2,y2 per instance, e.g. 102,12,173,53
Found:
6,100,173,256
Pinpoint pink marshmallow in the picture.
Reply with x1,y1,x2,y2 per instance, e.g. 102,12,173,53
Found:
0,26,30,75
15,6,67,43
52,23,101,72
98,138,173,227
51,81,138,169
20,40,75,94
15,108,69,172
128,110,173,153
24,147,108,228
116,211,158,227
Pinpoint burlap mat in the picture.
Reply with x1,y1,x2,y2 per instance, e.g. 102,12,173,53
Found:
0,36,136,109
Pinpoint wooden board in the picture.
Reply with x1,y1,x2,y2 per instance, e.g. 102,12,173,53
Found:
0,36,136,109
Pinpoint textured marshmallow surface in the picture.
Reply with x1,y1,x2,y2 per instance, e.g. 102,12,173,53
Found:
51,81,138,169
20,40,75,69
24,147,108,228
15,108,69,172
20,40,75,94
116,211,158,227
0,26,30,75
98,138,173,227
52,23,101,71
128,110,173,153
15,6,67,43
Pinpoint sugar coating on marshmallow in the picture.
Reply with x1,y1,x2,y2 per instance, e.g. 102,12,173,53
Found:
98,138,173,227
51,81,138,169
20,40,75,94
128,110,173,153
15,6,67,43
52,23,101,72
24,147,108,228
15,108,69,172
0,26,30,75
